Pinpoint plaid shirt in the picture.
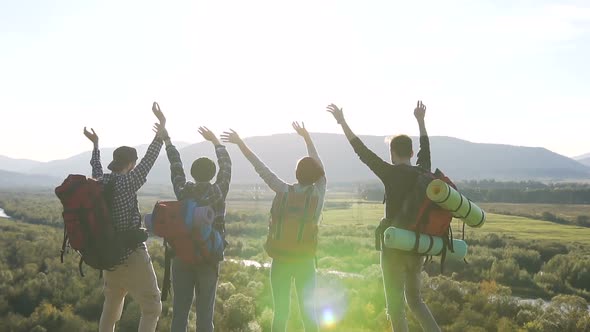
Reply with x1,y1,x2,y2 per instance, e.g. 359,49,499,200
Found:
165,143,232,230
91,137,163,264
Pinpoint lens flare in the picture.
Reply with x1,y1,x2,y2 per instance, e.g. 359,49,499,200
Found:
315,280,349,329
322,308,336,327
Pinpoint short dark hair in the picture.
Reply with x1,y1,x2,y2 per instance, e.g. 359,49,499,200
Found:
191,157,216,182
390,135,413,158
296,157,325,185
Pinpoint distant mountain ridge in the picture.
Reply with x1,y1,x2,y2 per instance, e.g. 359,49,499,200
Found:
574,153,590,167
0,134,588,187
0,170,60,188
574,153,590,160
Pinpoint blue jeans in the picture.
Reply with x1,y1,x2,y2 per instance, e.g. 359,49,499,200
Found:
381,250,441,332
170,258,219,332
270,259,319,332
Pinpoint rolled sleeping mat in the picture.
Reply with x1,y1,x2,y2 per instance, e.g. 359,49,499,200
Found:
191,206,215,226
426,179,486,228
382,227,468,260
183,200,215,228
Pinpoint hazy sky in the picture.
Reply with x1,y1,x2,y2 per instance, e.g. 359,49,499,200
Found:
1,0,589,161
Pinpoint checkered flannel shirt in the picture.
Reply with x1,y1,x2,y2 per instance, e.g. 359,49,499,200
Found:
165,143,232,230
91,137,163,264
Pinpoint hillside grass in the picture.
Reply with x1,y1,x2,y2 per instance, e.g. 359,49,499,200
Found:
319,202,590,247
479,202,590,220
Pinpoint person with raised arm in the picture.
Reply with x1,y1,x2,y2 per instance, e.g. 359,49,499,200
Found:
155,114,231,332
327,101,439,332
221,122,326,332
86,102,167,332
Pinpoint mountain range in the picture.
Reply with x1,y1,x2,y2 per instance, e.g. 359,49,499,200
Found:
0,134,588,187
574,153,590,167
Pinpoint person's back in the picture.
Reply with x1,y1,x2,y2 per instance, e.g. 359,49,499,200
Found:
222,122,325,332
328,101,440,332
162,122,231,332
86,102,167,332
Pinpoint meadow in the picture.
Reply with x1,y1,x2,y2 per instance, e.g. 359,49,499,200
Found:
0,188,589,331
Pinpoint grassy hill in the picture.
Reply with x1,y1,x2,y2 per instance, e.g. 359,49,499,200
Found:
1,190,590,331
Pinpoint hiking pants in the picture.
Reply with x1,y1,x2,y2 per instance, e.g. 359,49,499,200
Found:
170,258,219,332
270,259,319,332
99,248,162,332
381,249,440,332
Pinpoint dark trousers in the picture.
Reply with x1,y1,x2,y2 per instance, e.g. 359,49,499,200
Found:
381,250,441,332
270,259,319,332
170,258,219,332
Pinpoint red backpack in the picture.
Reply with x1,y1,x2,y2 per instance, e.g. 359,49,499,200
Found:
396,167,458,268
55,174,120,276
150,200,225,301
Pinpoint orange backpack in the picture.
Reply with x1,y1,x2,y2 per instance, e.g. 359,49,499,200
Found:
151,200,224,301
151,200,223,265
264,186,319,261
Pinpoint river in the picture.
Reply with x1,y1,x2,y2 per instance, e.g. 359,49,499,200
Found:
227,259,590,312
227,259,364,279
0,207,11,219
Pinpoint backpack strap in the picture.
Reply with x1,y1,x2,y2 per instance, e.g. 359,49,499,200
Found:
439,228,454,274
412,202,434,252
425,234,435,254
60,227,68,263
440,244,447,274
161,240,172,301
273,187,291,240
79,257,85,277
297,186,315,243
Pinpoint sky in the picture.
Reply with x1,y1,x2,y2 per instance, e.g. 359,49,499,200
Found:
1,0,589,162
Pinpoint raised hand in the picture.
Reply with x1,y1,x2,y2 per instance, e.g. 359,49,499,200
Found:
84,127,99,145
414,100,426,121
152,102,166,126
198,126,221,145
152,122,169,140
292,121,310,138
326,104,345,124
220,129,243,145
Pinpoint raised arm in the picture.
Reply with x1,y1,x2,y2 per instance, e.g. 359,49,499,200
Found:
221,130,289,193
84,127,103,179
126,102,167,192
292,121,326,193
163,135,187,199
326,104,391,181
414,100,431,171
199,126,232,198
292,122,324,169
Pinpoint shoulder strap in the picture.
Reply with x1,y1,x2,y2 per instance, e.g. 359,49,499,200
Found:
60,227,68,263
103,178,116,210
161,240,172,301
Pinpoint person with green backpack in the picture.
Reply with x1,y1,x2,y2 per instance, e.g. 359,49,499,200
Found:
327,101,441,332
221,122,326,332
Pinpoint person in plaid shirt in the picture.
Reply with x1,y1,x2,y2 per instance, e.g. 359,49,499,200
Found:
153,114,231,332
85,102,168,332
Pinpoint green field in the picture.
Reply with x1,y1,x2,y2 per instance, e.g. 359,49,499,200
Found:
1,190,590,331
317,201,590,247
